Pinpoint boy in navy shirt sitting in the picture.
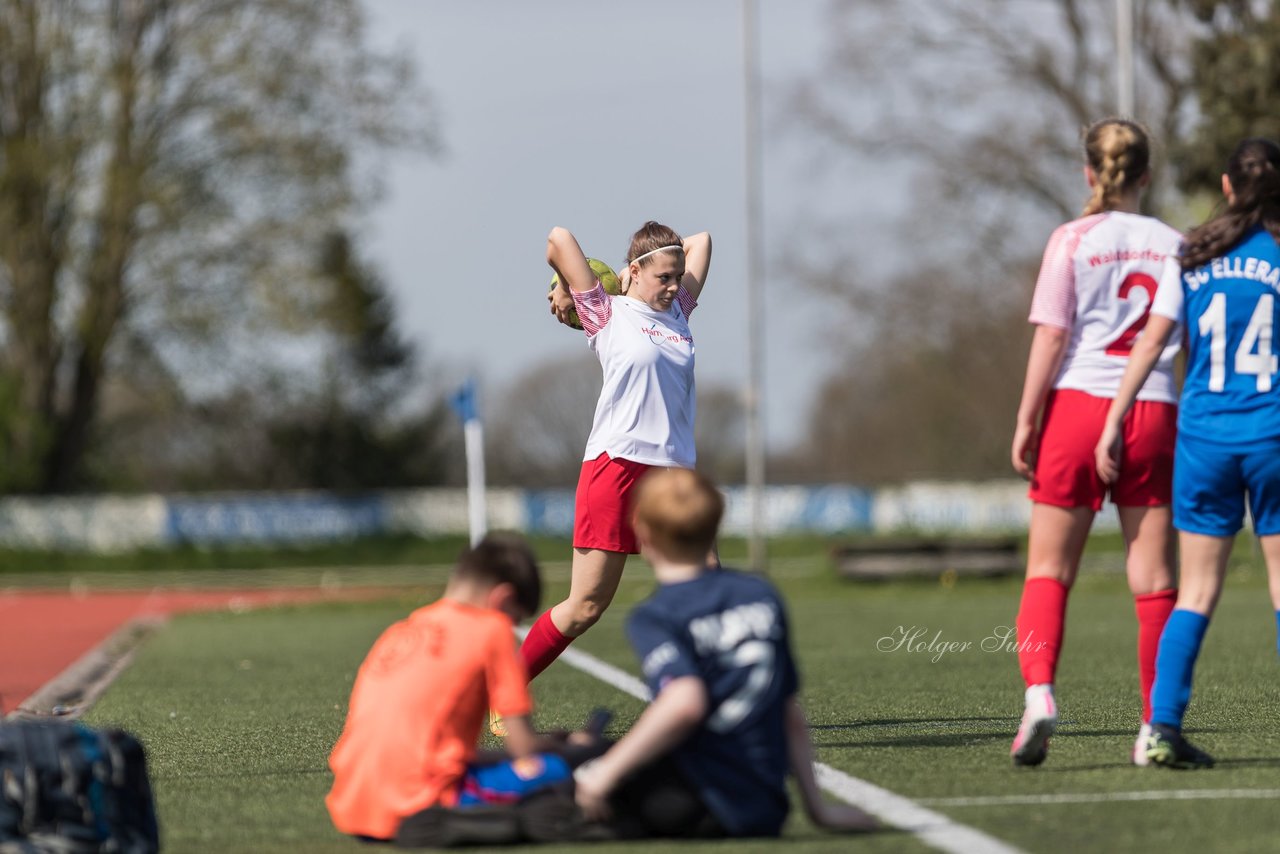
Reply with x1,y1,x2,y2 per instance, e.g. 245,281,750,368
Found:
573,467,877,838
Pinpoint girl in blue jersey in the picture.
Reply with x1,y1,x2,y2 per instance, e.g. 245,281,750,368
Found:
1096,137,1280,768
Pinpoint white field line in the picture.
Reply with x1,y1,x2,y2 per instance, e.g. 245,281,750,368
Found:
921,789,1280,808
537,636,1025,854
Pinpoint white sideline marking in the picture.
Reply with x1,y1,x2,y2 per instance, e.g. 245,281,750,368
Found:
558,646,652,701
545,639,1025,854
921,788,1280,808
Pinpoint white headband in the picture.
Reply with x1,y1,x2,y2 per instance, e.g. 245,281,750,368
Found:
629,245,683,265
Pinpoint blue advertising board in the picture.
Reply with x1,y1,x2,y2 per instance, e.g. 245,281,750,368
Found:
166,494,387,545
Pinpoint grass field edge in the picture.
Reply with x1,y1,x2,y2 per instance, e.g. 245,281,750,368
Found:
8,616,163,720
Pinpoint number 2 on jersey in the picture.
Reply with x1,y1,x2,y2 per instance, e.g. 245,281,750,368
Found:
707,640,775,733
1105,273,1158,357
1198,292,1277,392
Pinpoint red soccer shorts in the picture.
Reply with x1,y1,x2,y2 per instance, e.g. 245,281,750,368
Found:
1029,388,1175,510
573,453,653,554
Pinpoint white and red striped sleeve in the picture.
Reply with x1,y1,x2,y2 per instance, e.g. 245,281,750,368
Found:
1027,224,1080,329
675,286,698,319
571,281,612,336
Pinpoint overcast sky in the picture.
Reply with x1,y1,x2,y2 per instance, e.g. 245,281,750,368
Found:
359,0,893,448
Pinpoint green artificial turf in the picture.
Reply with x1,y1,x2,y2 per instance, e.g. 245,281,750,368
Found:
84,544,1279,853
0,530,1039,583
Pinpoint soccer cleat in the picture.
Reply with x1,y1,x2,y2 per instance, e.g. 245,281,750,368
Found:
516,786,615,843
1132,723,1152,767
488,709,507,738
1144,723,1214,769
1011,683,1057,767
394,804,522,848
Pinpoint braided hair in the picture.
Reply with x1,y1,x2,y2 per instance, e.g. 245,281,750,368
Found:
1081,118,1151,216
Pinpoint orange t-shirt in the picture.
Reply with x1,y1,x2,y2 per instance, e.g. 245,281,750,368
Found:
325,598,532,840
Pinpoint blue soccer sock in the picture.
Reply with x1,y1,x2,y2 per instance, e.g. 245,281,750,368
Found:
1149,609,1210,729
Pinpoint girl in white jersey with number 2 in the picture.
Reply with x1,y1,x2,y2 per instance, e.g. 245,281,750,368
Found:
522,222,711,685
1009,119,1181,768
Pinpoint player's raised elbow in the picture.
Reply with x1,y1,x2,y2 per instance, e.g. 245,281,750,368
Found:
684,231,712,261
546,226,573,261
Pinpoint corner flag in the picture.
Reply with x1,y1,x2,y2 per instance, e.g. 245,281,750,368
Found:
449,378,479,424
449,378,486,545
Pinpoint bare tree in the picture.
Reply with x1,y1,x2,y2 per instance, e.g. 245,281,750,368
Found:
779,261,1036,484
797,0,1202,243
695,384,747,485
778,0,1280,483
0,0,434,492
486,354,602,488
1172,0,1280,189
485,352,748,488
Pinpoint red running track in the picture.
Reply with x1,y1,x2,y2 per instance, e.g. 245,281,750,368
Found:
0,588,384,715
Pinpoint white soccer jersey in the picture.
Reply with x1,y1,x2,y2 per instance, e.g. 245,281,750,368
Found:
1028,211,1182,403
571,282,698,467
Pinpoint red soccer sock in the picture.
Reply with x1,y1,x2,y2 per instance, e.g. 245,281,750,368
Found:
1016,577,1070,687
519,609,574,682
1134,588,1178,723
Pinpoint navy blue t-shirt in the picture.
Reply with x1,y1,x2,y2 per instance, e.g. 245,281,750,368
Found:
625,568,800,837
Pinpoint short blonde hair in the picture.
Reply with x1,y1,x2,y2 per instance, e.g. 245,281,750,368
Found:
632,468,724,562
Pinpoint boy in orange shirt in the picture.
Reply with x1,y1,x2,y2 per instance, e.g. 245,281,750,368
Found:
326,533,592,846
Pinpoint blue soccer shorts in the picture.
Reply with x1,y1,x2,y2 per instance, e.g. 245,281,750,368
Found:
1173,433,1280,537
456,754,571,807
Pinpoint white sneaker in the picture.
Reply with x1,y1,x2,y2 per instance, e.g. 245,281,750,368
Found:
1132,723,1152,766
1011,683,1057,767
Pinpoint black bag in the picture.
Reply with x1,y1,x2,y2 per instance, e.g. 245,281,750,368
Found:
0,720,159,853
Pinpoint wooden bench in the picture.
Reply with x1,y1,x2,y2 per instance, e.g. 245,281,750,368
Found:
832,536,1022,581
